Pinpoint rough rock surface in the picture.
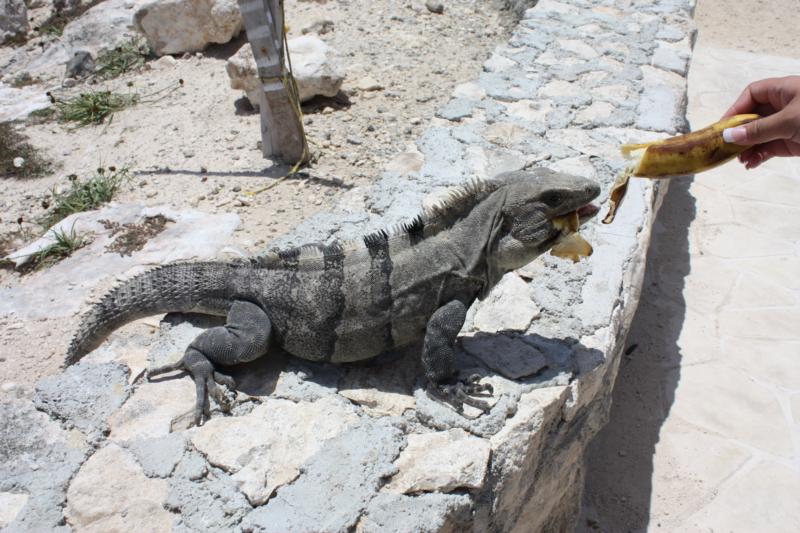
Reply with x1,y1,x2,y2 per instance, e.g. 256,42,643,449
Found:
134,0,243,55
21,0,151,79
1,0,694,531
0,0,28,44
227,35,345,108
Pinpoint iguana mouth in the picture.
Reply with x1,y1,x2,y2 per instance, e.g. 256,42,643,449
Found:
576,203,599,221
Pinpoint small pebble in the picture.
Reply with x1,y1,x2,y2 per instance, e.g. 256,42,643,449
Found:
426,0,444,14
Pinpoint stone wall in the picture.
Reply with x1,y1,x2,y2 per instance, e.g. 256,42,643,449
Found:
0,0,696,531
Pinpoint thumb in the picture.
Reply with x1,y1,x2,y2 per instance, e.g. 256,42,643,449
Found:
722,113,792,145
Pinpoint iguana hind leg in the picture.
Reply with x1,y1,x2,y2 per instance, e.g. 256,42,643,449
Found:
422,300,494,413
148,300,271,425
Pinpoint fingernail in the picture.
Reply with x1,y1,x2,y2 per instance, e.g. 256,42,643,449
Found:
723,126,747,144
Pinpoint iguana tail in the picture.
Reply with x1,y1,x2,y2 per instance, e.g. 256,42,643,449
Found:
66,261,239,365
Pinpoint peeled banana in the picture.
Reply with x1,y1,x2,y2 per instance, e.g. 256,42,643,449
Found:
603,114,759,224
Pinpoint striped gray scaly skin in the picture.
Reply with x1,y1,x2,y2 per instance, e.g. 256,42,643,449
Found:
66,168,600,425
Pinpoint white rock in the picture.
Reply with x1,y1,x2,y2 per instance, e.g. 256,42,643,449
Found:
501,99,551,123
574,101,616,125
0,492,28,529
12,157,24,168
652,40,691,76
152,55,178,69
472,273,540,333
548,156,597,180
0,203,240,319
637,64,687,133
557,39,599,60
484,53,516,73
0,0,28,44
65,444,172,533
108,379,196,441
191,397,359,505
385,429,491,493
385,150,425,174
538,79,583,99
356,76,384,92
590,84,632,107
135,0,243,56
452,81,486,100
226,36,344,109
0,82,51,122
25,0,150,79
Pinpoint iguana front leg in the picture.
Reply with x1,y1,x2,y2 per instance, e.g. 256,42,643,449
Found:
423,300,494,413
149,300,272,425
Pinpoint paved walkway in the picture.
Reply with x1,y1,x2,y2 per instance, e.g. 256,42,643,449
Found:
582,27,800,533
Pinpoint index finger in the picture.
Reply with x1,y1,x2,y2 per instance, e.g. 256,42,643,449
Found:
721,78,780,118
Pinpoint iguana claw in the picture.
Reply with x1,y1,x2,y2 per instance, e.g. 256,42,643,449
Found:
148,348,236,426
427,374,494,414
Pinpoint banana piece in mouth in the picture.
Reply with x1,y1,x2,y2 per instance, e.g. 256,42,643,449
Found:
550,211,593,263
603,114,759,224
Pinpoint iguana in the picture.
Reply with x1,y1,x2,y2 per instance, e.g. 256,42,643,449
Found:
67,169,600,425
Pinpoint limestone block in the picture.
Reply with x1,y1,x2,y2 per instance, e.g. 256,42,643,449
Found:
135,0,242,55
637,64,688,133
191,397,360,505
338,356,418,417
0,492,28,528
0,0,28,44
107,379,196,441
65,444,172,533
226,35,344,109
472,273,540,332
385,429,491,493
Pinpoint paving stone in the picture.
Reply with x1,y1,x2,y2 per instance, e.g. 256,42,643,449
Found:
719,308,800,342
385,429,491,493
723,339,800,390
669,363,793,457
686,461,800,532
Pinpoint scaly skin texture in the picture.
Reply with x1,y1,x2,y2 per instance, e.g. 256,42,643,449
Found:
67,169,600,424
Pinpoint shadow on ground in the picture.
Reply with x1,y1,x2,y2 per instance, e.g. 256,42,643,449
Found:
578,177,696,532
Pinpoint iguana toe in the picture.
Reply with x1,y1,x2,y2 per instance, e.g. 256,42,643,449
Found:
147,349,236,426
427,377,493,414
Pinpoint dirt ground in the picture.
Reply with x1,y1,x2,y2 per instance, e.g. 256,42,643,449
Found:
0,1,515,387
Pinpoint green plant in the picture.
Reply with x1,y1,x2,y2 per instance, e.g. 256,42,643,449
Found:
0,123,53,179
41,167,128,228
96,41,150,79
55,91,138,126
23,225,89,272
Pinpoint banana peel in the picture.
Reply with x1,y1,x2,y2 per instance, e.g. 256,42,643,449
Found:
603,114,759,224
550,211,593,262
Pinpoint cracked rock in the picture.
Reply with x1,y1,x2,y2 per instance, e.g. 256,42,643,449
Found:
385,429,491,493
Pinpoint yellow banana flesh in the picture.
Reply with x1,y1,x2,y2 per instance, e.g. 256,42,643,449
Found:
603,114,759,224
550,212,593,262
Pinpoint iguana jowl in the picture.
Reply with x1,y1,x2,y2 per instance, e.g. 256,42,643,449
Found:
67,169,600,424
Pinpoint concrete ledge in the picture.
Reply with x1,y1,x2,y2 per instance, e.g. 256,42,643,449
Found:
0,0,695,531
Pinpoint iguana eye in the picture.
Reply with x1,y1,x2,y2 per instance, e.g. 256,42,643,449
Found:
540,191,562,207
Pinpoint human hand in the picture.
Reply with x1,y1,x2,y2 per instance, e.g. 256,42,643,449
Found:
721,75,800,169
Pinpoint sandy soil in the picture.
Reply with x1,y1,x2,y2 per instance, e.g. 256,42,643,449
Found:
693,0,800,56
0,1,514,387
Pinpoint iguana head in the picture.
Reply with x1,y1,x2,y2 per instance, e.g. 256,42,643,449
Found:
489,169,600,273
